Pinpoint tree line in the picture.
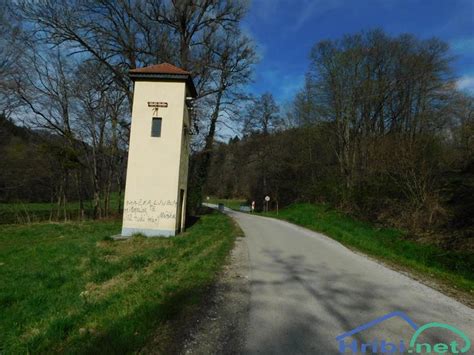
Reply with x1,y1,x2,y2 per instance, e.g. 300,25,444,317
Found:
205,30,473,250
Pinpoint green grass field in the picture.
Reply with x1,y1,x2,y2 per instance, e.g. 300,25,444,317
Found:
0,211,238,353
205,197,247,211
0,194,123,224
264,203,474,294
0,201,78,224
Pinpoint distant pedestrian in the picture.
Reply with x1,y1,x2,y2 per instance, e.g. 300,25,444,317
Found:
251,200,255,213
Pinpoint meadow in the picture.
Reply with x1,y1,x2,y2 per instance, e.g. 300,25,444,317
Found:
0,194,123,224
0,210,239,353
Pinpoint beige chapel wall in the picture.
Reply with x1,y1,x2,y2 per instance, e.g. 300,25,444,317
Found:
122,80,186,236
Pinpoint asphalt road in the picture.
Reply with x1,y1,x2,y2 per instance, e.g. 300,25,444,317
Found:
221,208,474,354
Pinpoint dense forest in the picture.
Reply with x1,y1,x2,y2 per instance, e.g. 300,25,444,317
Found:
205,31,474,250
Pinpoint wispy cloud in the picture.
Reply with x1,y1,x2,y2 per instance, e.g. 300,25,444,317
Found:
251,0,344,33
289,0,343,32
457,75,474,92
279,74,305,102
258,68,305,102
290,1,321,32
450,38,474,54
251,0,284,24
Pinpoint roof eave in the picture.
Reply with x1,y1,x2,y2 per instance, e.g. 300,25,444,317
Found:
129,72,197,98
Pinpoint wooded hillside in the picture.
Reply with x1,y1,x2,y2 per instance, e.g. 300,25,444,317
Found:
205,31,474,250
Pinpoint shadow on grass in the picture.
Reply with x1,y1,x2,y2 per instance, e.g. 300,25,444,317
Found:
185,215,200,229
67,284,212,354
186,206,221,229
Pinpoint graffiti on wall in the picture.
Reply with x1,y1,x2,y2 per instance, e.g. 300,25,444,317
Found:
123,199,177,224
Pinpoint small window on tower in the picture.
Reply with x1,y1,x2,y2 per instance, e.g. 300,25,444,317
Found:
151,117,162,137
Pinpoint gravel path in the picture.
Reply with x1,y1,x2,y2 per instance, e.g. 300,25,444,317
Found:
182,232,250,354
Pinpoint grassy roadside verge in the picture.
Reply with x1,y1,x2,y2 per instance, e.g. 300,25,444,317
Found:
0,210,238,353
263,203,474,296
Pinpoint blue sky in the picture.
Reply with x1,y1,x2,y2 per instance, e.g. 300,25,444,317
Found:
242,0,474,104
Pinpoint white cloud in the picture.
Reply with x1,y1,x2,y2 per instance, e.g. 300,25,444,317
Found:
456,75,474,92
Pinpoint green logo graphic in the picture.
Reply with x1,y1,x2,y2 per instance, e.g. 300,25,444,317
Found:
409,322,471,354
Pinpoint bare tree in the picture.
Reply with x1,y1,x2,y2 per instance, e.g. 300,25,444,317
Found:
305,30,454,198
12,0,257,214
243,93,281,136
75,61,128,218
13,47,80,219
15,0,256,144
0,1,23,116
15,0,158,105
201,32,257,150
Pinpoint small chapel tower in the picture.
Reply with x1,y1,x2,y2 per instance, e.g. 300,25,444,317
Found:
121,63,197,237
